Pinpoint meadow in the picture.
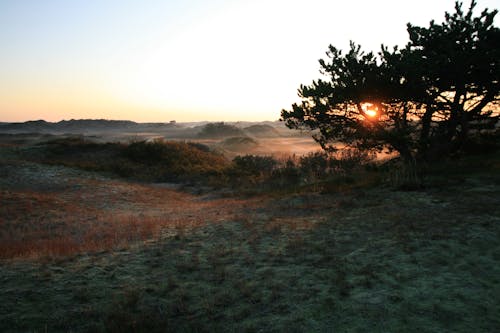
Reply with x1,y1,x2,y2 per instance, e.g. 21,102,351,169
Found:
1,129,500,332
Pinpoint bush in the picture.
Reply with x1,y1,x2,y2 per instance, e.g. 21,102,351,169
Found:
299,152,331,181
122,139,229,181
36,136,124,172
124,140,171,165
272,158,301,186
34,137,229,183
232,155,277,176
33,136,379,190
460,131,500,155
332,148,375,173
187,141,211,152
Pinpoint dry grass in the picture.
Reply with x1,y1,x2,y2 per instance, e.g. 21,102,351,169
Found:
0,175,256,259
1,137,500,332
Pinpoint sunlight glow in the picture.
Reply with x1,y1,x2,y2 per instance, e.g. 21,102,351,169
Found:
361,103,378,118
2,0,497,122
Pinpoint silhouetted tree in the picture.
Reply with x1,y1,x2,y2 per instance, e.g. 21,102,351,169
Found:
281,1,499,162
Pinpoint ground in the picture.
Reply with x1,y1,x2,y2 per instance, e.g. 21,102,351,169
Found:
1,137,500,332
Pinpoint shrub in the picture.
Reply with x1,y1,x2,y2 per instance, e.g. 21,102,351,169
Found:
232,155,277,177
187,141,211,152
298,152,331,181
35,136,123,172
272,158,301,186
33,137,229,183
331,148,375,173
122,139,229,181
124,139,171,165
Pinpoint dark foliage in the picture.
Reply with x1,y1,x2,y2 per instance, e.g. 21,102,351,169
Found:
281,1,499,163
232,155,278,177
120,140,229,181
35,138,229,183
197,122,245,138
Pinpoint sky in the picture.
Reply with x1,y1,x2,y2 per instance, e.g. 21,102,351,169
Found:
1,0,499,123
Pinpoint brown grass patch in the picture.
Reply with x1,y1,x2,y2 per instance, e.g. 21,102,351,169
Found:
0,180,259,259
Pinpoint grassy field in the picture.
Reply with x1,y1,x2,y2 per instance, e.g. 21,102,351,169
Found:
1,135,500,332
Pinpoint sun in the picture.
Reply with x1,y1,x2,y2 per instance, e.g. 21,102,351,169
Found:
361,102,378,118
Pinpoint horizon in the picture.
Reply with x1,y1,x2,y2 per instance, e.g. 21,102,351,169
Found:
0,117,283,124
1,0,498,123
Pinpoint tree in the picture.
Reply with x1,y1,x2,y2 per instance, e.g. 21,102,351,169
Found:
281,1,500,162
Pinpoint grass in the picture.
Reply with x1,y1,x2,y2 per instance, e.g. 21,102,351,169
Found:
0,174,252,259
1,136,500,332
2,185,500,332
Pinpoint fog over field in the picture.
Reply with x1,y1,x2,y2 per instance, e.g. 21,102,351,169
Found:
0,119,323,158
2,118,500,333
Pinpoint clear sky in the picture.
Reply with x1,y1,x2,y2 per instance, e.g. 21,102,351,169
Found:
1,0,498,122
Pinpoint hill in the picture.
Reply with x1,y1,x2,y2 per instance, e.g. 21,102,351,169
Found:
197,122,246,139
1,133,500,331
243,124,281,137
217,136,259,152
0,119,179,134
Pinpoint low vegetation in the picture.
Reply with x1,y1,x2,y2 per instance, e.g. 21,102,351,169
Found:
1,134,500,331
2,1,499,331
18,136,385,193
25,137,229,183
197,122,246,138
